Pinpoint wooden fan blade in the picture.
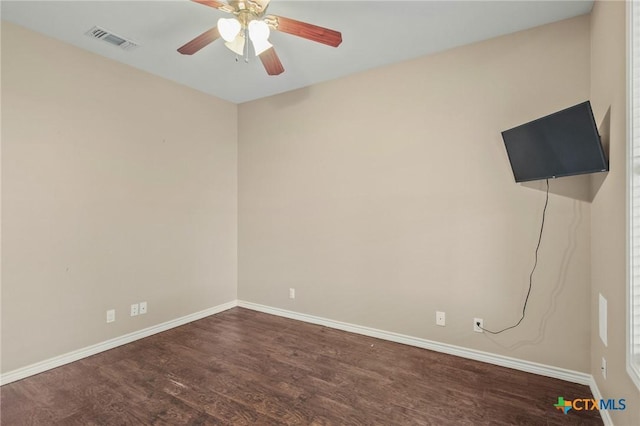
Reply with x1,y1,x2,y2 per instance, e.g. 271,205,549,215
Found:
178,27,220,55
259,47,285,76
269,15,342,47
191,0,235,13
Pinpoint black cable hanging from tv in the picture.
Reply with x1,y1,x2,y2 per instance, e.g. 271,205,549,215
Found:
478,179,549,335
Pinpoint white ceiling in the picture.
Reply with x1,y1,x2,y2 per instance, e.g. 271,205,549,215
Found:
1,0,594,104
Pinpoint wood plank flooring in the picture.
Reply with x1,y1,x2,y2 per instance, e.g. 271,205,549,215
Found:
1,307,602,425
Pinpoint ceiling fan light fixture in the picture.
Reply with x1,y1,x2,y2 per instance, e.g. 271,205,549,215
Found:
218,17,241,42
248,20,272,55
248,20,270,42
251,39,273,55
224,33,245,55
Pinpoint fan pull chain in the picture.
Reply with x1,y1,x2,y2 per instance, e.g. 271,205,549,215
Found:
244,28,249,63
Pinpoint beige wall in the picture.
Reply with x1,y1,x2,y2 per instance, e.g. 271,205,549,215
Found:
1,22,238,373
238,16,593,371
4,5,638,420
590,1,640,424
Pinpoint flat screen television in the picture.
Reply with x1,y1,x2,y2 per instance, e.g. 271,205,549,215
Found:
501,101,608,183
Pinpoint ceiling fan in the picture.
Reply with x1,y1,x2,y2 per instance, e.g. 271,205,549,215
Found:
177,0,342,76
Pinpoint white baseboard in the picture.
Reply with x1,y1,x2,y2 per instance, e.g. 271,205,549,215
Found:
3,299,613,423
0,300,238,386
237,300,592,386
589,377,614,426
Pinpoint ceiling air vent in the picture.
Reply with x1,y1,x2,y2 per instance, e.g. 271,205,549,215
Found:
85,26,138,51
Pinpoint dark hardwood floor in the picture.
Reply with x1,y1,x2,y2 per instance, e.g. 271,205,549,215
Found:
1,307,602,425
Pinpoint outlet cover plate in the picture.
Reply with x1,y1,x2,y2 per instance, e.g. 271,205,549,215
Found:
474,318,483,333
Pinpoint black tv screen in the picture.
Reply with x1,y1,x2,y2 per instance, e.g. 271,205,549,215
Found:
501,101,608,183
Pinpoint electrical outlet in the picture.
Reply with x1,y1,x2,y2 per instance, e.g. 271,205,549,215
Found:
601,357,607,379
474,318,484,333
139,301,147,315
289,288,295,299
436,311,446,326
130,303,139,316
106,309,115,323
